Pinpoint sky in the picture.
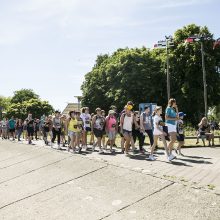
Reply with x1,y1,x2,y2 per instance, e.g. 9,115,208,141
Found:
0,0,219,111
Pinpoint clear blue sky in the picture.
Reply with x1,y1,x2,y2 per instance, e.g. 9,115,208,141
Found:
0,0,219,111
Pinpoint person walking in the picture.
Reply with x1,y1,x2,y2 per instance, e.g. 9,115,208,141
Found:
105,110,118,152
165,98,178,158
51,111,62,150
140,105,154,148
149,106,174,161
120,105,134,155
91,108,105,153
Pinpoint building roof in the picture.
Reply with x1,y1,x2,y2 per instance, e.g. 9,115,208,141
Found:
62,103,82,115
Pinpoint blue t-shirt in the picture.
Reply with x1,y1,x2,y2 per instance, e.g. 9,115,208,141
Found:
8,119,16,129
165,107,177,125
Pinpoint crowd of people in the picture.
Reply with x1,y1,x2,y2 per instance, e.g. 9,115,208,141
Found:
0,98,217,162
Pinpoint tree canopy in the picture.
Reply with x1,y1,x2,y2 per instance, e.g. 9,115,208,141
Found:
1,89,54,119
81,24,220,125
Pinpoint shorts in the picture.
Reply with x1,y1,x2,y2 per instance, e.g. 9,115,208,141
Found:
27,128,34,137
68,130,77,137
177,134,185,142
123,129,132,137
166,123,177,133
9,128,15,133
108,131,116,140
93,128,103,138
76,131,83,138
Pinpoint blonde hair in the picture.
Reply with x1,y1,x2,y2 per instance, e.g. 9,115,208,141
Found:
198,117,208,127
168,98,176,107
152,106,162,116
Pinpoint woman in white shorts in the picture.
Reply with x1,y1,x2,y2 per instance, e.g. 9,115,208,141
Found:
149,106,174,161
165,98,179,157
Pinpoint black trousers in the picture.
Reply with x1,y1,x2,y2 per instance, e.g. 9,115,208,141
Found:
144,129,154,146
52,128,61,145
132,129,145,150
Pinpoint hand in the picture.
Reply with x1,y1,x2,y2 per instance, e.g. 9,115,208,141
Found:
163,132,167,136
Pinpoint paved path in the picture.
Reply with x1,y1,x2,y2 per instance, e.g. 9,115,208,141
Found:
0,140,220,220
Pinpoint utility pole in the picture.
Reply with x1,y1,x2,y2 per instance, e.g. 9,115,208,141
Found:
201,40,208,117
166,38,171,101
185,34,212,117
154,35,174,101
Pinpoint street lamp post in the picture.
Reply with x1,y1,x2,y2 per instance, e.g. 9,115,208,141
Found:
201,40,208,117
74,96,82,111
185,34,211,117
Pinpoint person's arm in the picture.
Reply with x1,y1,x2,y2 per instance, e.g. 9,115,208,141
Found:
91,116,96,133
133,116,139,129
120,114,124,133
115,117,118,133
105,116,109,132
140,114,145,131
156,120,166,135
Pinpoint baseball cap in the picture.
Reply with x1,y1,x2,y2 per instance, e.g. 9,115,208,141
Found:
109,110,115,114
179,112,186,117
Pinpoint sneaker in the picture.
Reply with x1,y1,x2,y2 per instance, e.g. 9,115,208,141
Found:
57,145,61,150
168,154,176,161
99,149,103,154
149,155,156,161
92,145,95,152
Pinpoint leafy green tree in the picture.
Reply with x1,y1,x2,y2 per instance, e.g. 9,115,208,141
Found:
170,24,220,124
6,99,54,119
81,24,220,125
11,89,39,104
0,96,11,112
81,47,166,112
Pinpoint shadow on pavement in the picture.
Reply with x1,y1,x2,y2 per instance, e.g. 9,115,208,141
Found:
183,155,212,160
178,158,213,164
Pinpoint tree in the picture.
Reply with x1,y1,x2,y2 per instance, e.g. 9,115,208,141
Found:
6,99,54,119
11,89,39,104
81,47,166,112
81,24,220,125
169,24,220,124
0,96,11,112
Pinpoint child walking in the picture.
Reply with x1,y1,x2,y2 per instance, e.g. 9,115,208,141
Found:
175,112,186,155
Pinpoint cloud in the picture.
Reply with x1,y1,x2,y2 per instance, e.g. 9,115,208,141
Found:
0,0,213,45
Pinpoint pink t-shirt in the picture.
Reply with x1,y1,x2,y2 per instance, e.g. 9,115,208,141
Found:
108,117,117,131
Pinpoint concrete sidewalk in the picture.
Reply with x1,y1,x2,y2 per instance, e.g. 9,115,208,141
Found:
0,140,220,220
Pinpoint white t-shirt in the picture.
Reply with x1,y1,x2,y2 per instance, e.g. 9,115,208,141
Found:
123,114,133,131
80,113,91,128
1,120,7,128
153,115,163,135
